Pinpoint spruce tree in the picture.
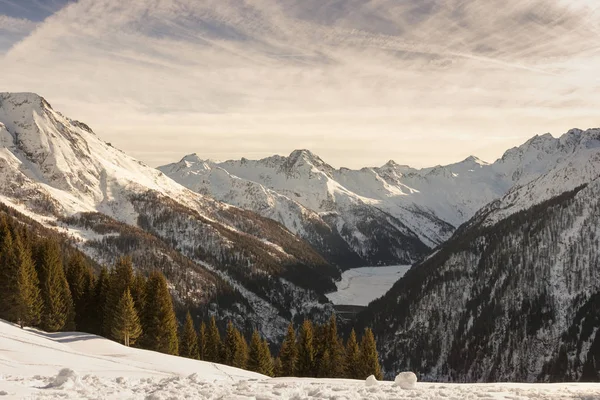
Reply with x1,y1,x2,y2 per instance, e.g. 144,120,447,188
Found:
278,322,298,376
260,339,275,377
248,330,274,376
273,357,283,377
223,321,238,365
130,272,146,316
198,321,207,360
359,328,382,380
325,315,345,378
296,320,315,377
111,288,142,347
318,349,332,378
205,316,221,362
14,233,43,328
344,329,361,379
36,240,74,332
180,311,199,359
90,267,109,335
65,253,94,331
103,257,135,338
0,230,19,323
141,271,179,355
231,330,249,369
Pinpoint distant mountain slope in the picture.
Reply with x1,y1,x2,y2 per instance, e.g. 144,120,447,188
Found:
161,129,600,268
0,92,338,340
356,131,600,381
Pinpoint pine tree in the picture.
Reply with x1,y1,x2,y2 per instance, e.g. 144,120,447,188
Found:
140,271,179,355
103,257,135,338
318,349,332,378
36,240,74,332
130,272,146,316
180,311,199,359
0,229,19,323
344,329,361,379
359,328,382,380
324,315,345,378
260,339,275,377
231,330,249,369
279,322,298,376
198,321,208,360
90,267,109,335
205,316,221,362
296,320,315,377
223,321,238,365
273,357,283,377
65,253,94,331
0,229,41,327
248,330,273,376
14,233,43,328
111,289,142,347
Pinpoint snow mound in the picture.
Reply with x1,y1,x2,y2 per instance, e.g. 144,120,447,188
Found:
365,375,378,387
45,368,81,389
394,372,417,389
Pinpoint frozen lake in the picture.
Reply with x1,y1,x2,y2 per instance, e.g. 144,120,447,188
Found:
326,265,411,306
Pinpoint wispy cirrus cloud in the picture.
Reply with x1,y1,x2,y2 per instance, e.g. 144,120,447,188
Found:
1,0,600,168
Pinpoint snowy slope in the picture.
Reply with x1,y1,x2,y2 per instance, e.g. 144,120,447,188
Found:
357,166,600,381
2,320,600,399
160,151,430,267
0,93,340,341
161,129,600,258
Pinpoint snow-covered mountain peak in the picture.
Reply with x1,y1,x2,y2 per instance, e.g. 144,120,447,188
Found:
282,149,334,177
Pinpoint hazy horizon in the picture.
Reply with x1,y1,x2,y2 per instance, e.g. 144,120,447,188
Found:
1,0,599,168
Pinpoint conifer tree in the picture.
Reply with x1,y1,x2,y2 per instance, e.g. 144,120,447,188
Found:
248,330,274,376
111,288,142,347
296,320,316,377
279,322,298,376
36,240,74,332
231,330,249,369
0,229,19,323
359,328,382,380
104,257,135,338
205,316,221,362
141,271,179,355
260,339,275,377
198,321,207,360
180,311,199,359
344,329,361,379
222,321,245,368
273,357,283,377
0,230,41,327
14,233,43,328
130,272,146,316
90,267,109,335
65,253,94,331
318,349,332,378
324,315,345,378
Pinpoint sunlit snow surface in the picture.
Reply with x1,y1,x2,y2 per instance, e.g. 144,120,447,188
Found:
2,320,600,399
326,265,411,306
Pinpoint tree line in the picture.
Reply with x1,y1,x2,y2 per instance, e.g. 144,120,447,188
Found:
180,314,382,379
0,212,382,379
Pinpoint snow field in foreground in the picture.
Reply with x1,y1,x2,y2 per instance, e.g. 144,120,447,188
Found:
1,320,600,399
326,265,411,306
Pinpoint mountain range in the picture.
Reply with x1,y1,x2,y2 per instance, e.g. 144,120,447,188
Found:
1,92,599,382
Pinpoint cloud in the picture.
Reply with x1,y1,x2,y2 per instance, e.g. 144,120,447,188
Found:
1,0,600,168
0,14,37,33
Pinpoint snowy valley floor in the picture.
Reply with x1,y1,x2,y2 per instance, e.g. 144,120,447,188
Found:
1,321,599,400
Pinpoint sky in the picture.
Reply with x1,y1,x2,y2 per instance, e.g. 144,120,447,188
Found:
1,0,600,168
